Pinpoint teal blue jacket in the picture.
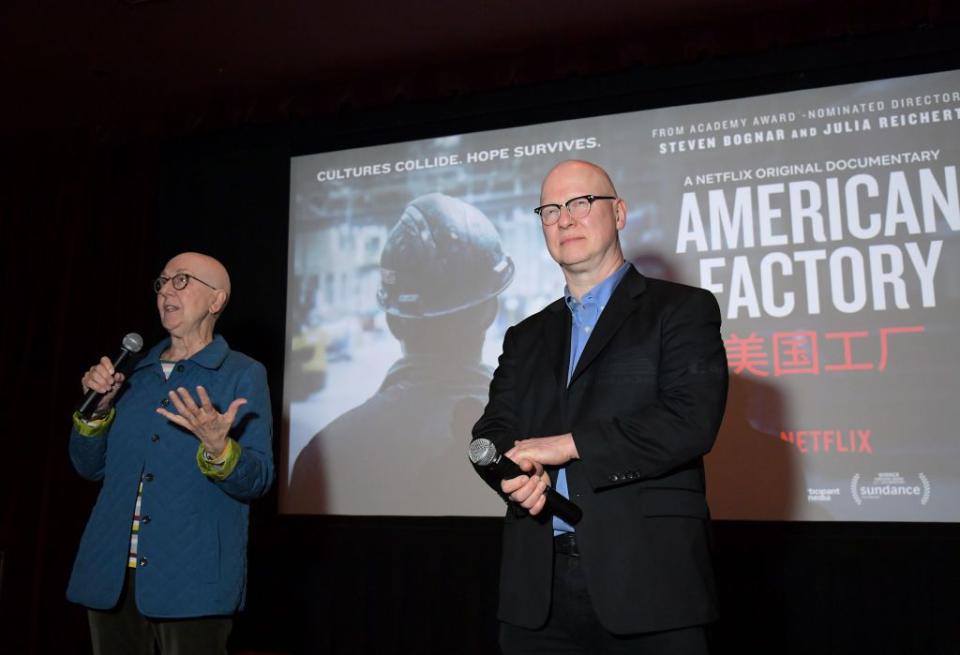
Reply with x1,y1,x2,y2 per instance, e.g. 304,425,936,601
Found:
67,335,274,617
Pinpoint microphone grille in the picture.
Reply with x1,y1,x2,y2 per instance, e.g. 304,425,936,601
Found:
468,438,497,466
122,332,144,353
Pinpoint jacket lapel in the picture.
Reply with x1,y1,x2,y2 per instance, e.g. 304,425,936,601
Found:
542,297,571,386
569,266,647,386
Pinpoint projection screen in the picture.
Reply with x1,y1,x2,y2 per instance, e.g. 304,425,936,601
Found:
281,69,960,521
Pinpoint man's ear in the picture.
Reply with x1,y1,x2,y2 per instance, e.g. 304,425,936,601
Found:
615,198,627,230
210,289,228,314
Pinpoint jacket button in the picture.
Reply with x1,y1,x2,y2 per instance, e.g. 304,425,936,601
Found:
138,557,148,567
141,515,151,525
151,434,160,443
142,473,154,482
161,398,170,406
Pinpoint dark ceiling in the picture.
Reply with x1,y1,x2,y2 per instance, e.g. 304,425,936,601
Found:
4,0,959,139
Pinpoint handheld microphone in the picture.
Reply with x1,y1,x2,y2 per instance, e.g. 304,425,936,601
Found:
78,332,144,419
469,437,583,525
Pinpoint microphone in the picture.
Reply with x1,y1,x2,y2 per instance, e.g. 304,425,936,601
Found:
469,437,582,525
78,332,144,419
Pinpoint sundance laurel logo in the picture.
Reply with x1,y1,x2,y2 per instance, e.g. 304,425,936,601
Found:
850,472,931,506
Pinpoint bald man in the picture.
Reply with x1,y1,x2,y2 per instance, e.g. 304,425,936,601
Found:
472,161,728,654
68,252,274,655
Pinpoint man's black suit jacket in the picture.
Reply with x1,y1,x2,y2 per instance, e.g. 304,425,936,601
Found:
473,266,728,635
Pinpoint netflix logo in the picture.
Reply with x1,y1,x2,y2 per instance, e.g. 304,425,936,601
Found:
780,429,873,454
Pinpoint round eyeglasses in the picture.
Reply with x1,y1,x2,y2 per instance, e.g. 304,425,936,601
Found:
534,194,617,226
154,273,218,294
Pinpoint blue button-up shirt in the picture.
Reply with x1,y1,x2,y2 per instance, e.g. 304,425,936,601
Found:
554,261,631,534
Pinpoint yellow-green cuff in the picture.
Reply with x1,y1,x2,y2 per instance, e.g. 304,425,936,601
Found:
196,438,241,480
72,407,116,437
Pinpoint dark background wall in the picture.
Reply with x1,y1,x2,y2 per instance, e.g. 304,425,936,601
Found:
2,3,960,653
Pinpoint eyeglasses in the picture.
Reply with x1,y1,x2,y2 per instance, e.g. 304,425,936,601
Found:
534,195,617,226
154,273,218,294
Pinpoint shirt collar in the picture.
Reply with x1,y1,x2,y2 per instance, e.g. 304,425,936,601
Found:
564,261,631,311
135,334,230,370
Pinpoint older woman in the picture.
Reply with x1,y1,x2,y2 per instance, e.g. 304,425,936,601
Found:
67,252,274,655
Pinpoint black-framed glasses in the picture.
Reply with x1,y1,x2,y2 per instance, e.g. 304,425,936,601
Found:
534,195,617,226
154,273,218,294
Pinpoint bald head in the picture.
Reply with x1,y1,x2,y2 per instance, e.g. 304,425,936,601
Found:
537,160,627,294
164,252,231,314
540,160,618,204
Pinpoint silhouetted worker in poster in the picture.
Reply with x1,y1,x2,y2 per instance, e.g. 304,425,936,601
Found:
288,193,514,514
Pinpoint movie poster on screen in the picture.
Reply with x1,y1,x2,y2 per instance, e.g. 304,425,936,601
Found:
282,69,960,521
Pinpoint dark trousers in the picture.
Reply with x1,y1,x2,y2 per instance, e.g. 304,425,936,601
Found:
500,545,709,655
87,569,232,655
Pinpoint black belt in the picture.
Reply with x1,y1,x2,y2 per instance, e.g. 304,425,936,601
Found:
554,532,580,557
